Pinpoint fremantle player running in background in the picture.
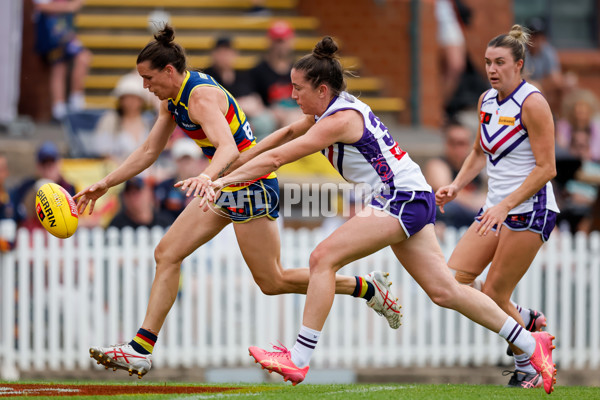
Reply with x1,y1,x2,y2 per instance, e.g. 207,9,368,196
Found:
74,24,401,379
207,36,557,394
436,24,559,389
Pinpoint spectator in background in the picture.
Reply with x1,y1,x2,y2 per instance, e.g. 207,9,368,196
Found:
203,37,253,99
154,138,208,224
33,0,92,121
11,141,76,228
436,0,489,123
424,121,486,231
555,126,600,233
0,153,15,221
435,0,467,106
243,20,303,140
525,17,564,114
245,0,271,16
109,176,171,229
93,72,154,164
556,89,600,162
0,153,16,252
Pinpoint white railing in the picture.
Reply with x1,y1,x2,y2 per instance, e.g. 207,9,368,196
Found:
1,227,599,379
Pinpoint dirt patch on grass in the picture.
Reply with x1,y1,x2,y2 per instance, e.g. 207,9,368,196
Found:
0,383,240,397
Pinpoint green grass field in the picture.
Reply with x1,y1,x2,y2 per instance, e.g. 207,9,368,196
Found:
1,382,598,400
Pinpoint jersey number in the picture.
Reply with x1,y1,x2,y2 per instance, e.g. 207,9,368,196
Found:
242,121,255,141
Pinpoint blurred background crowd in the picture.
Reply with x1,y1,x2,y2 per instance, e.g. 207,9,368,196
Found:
1,0,600,251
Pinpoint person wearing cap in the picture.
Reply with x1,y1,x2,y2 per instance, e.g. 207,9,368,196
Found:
93,72,155,163
245,20,303,139
154,138,208,223
109,176,171,229
11,141,76,228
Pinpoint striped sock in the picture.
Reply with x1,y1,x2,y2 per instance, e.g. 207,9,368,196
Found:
499,316,535,356
130,328,157,355
291,325,321,368
510,300,531,326
514,352,537,374
352,276,375,301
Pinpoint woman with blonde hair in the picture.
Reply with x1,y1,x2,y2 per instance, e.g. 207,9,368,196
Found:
436,24,559,389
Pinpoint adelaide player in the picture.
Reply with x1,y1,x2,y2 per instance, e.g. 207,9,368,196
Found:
207,35,557,393
74,25,401,378
436,25,559,389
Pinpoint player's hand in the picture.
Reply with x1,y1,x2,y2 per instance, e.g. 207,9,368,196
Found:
199,178,225,210
435,184,459,214
174,173,212,198
476,203,510,237
73,181,109,215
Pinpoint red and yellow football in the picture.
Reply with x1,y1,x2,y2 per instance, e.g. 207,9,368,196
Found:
35,182,79,238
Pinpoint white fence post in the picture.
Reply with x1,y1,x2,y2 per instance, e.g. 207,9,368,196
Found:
1,227,599,377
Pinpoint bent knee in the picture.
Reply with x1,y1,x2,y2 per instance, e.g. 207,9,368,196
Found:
429,291,455,309
253,275,283,296
154,242,183,269
427,282,461,309
308,245,337,275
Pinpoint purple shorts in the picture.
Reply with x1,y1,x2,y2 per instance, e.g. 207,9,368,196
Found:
368,190,436,237
475,208,557,242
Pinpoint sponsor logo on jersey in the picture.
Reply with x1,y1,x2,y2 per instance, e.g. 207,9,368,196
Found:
498,116,516,126
480,111,492,125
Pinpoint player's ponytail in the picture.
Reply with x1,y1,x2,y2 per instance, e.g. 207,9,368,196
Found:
294,36,347,96
137,24,187,73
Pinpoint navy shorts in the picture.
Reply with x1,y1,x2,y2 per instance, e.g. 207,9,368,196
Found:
475,208,557,242
47,38,85,64
368,190,436,237
215,177,279,223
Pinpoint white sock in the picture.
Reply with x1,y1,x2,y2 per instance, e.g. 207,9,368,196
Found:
510,300,531,326
514,352,537,374
68,92,86,111
291,325,321,368
499,316,535,356
52,102,67,120
471,279,483,291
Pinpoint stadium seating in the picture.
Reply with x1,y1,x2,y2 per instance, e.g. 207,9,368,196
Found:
77,0,404,114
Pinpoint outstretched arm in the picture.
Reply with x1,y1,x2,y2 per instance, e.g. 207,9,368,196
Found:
211,110,357,192
74,101,175,214
226,114,315,174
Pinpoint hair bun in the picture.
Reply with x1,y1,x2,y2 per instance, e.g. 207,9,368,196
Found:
313,36,338,60
154,24,176,46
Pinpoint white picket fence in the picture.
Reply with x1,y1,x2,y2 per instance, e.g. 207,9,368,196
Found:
0,226,599,380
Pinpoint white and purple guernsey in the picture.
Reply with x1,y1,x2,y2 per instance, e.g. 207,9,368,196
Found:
316,92,431,193
479,81,558,214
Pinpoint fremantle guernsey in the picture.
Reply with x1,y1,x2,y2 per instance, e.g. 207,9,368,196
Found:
167,71,275,189
479,80,558,214
317,92,430,193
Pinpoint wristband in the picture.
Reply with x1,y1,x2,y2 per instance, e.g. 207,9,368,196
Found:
200,173,212,181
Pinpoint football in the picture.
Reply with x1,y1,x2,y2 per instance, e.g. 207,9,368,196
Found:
35,182,79,238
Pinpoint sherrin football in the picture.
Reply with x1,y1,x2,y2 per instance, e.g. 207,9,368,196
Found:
35,182,79,238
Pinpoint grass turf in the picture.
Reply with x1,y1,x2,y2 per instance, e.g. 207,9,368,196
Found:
0,382,598,400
